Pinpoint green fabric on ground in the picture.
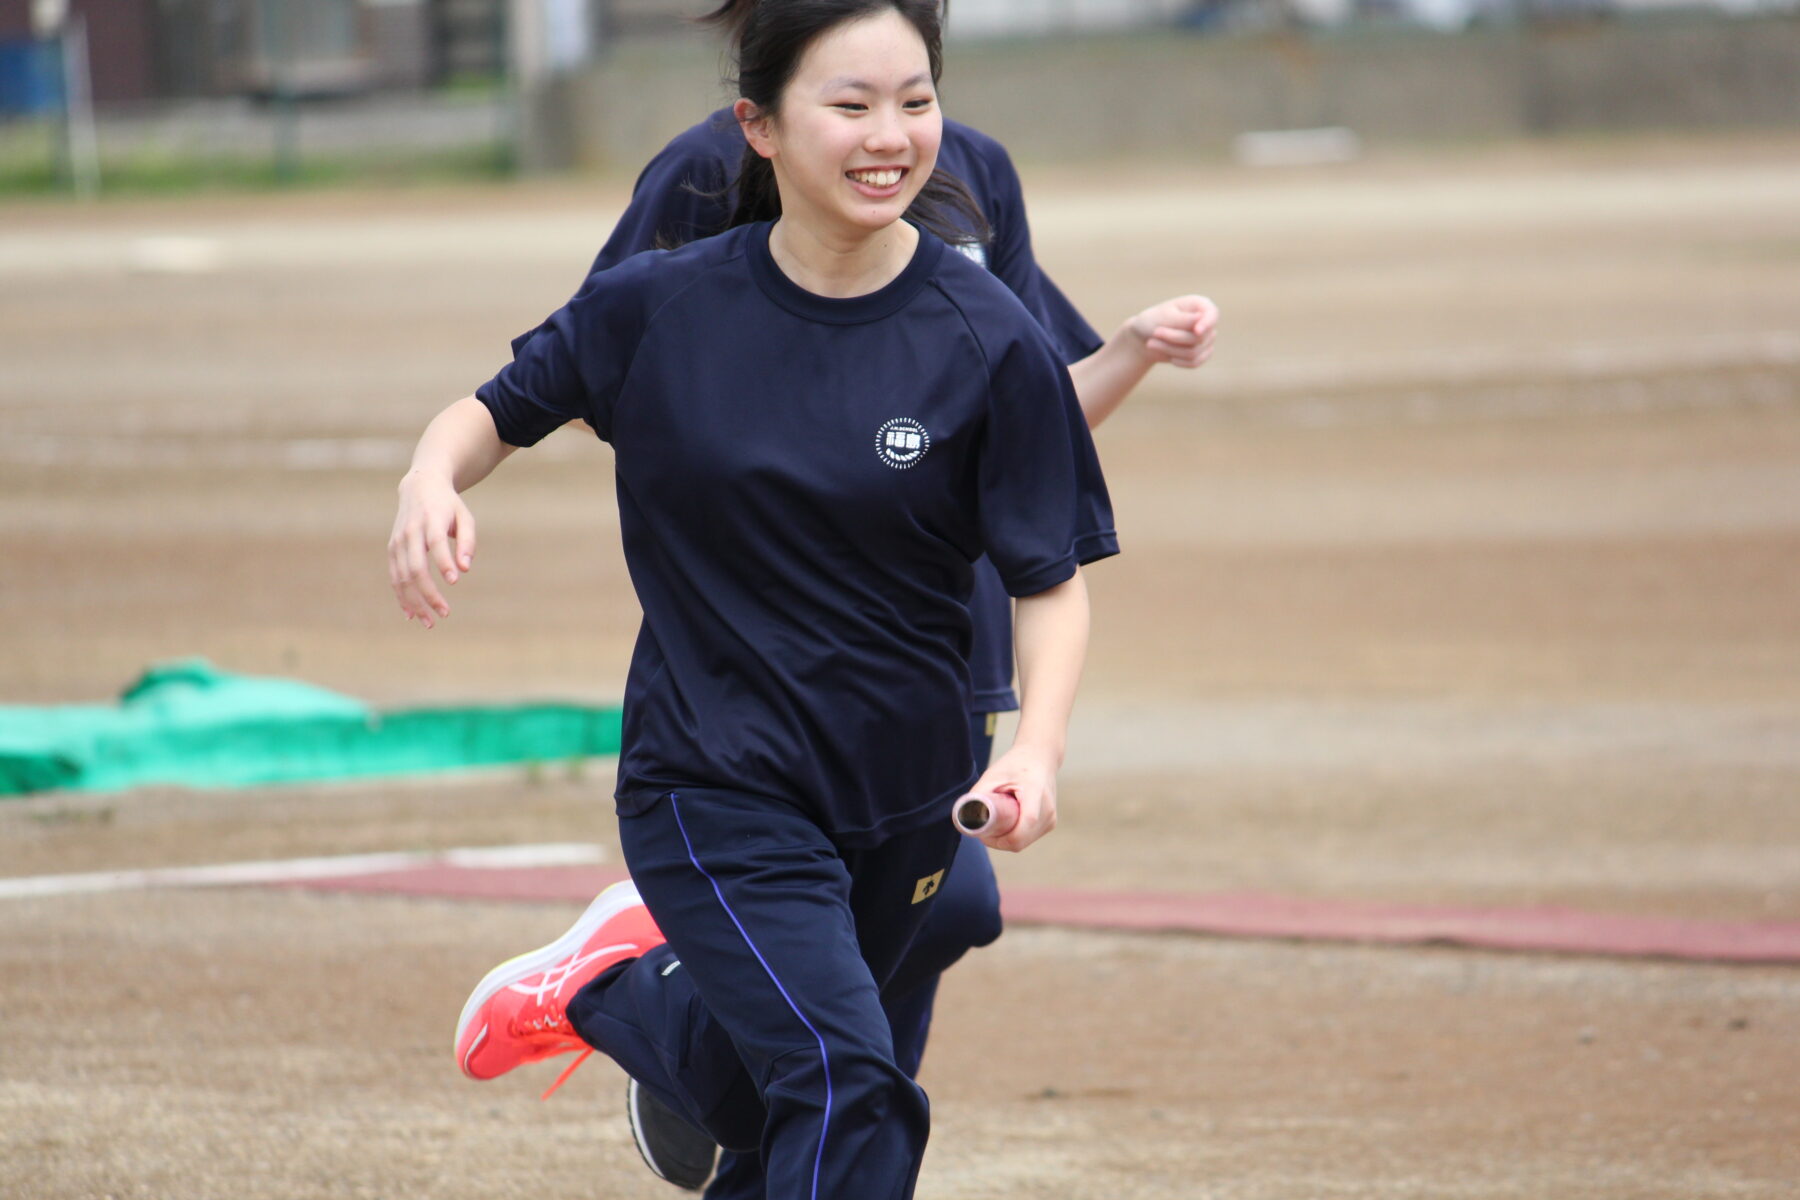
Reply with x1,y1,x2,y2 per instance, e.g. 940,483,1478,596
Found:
0,659,621,797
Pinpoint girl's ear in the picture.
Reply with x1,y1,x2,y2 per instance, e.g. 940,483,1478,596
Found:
734,98,777,161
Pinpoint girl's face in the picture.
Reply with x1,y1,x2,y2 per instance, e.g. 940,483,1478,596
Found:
740,8,942,243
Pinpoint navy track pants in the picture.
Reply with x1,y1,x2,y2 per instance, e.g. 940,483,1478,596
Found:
568,787,962,1200
702,713,1003,1200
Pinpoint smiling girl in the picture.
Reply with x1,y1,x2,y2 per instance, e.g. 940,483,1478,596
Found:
390,2,1112,1196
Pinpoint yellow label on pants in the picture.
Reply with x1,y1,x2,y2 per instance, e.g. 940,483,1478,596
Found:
912,870,946,904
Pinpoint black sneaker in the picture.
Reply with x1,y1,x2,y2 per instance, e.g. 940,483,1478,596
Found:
627,1077,718,1191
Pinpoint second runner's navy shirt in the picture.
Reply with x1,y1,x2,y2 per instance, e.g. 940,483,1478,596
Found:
479,223,1115,843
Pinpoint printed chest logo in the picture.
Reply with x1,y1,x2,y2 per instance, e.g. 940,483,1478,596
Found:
875,417,931,470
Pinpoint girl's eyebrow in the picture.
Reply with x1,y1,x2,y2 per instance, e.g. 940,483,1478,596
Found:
821,73,933,92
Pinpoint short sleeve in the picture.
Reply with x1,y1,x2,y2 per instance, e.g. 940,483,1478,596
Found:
978,327,1117,598
475,265,651,447
981,148,1104,366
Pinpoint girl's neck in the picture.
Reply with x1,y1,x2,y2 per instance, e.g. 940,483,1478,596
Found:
767,216,919,299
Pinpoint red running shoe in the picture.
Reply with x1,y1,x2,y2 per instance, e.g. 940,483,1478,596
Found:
453,880,664,1095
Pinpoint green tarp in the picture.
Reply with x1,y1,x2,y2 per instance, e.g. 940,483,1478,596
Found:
0,659,622,797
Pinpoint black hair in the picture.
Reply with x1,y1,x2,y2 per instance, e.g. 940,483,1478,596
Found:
695,0,989,248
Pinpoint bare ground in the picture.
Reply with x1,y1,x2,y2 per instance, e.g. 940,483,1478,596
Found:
3,131,1799,1197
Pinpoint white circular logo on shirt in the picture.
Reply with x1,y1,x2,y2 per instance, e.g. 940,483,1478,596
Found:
875,418,931,470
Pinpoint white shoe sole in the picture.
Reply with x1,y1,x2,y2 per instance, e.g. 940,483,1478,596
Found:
453,879,644,1071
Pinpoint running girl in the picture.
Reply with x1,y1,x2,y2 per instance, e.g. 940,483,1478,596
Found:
389,2,1111,1197
578,67,1216,1198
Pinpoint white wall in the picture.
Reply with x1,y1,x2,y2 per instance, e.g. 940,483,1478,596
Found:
945,0,1193,39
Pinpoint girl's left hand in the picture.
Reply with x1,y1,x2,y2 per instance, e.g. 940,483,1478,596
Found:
967,743,1060,853
1127,294,1219,369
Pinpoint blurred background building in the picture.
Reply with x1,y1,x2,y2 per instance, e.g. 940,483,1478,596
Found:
1,0,1797,187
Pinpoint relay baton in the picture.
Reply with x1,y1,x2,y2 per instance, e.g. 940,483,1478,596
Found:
953,790,1020,838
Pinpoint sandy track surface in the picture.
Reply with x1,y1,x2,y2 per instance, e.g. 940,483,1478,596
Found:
3,891,1795,1199
3,132,1799,1196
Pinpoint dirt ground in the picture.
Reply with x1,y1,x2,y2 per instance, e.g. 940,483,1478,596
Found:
3,131,1799,1197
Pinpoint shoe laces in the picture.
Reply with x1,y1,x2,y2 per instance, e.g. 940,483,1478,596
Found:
508,1005,576,1040
505,968,593,1100
540,1048,593,1101
511,934,643,1101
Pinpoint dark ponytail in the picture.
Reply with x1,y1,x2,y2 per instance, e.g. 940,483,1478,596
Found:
695,0,989,248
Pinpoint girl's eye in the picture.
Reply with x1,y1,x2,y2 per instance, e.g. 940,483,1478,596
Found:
834,102,867,113
904,99,934,111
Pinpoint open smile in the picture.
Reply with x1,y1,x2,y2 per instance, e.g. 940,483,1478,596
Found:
846,167,908,197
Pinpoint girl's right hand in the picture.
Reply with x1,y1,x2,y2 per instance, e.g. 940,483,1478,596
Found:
388,469,477,630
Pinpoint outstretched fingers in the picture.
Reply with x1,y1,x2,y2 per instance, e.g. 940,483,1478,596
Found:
395,522,449,627
388,468,484,631
451,498,477,574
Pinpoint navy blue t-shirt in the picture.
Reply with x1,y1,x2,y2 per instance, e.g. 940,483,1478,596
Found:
478,223,1115,844
586,110,1105,714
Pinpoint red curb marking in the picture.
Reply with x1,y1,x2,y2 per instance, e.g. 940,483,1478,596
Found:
273,864,1800,965
998,889,1800,965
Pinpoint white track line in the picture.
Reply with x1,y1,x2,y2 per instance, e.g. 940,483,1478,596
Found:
0,842,604,901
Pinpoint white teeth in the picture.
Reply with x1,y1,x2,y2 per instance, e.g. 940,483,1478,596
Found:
850,169,902,188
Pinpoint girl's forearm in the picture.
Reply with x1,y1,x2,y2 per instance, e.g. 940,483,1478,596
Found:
1011,568,1090,765
405,395,516,493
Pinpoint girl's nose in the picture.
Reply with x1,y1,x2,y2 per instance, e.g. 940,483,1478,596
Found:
865,107,908,155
